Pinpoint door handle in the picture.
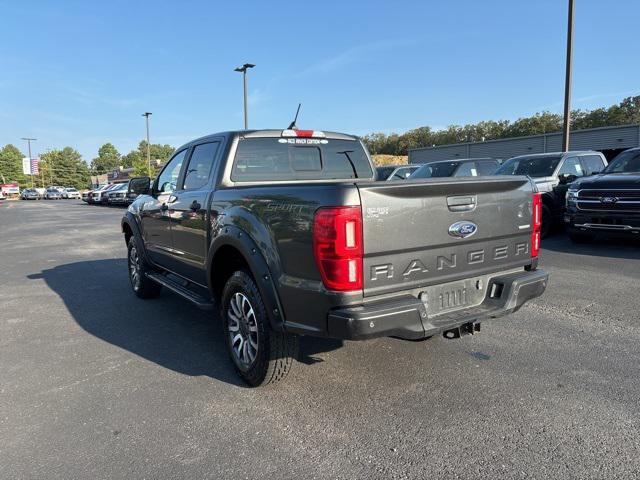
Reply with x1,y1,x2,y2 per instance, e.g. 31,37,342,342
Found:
447,195,477,212
190,201,201,211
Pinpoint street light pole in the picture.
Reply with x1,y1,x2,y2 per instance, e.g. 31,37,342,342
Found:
142,112,152,175
21,137,36,188
234,63,255,129
561,0,574,152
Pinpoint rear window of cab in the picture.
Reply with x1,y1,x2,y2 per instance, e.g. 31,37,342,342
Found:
231,138,373,182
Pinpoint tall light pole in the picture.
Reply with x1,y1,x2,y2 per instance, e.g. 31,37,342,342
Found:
561,0,574,152
234,63,255,129
142,112,152,175
21,137,36,188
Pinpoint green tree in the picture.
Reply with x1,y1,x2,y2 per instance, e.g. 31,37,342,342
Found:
121,150,141,168
361,95,640,155
40,147,90,189
91,143,121,174
0,144,29,186
137,140,175,164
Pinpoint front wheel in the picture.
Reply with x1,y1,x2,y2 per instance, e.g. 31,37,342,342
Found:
221,270,298,387
127,237,162,299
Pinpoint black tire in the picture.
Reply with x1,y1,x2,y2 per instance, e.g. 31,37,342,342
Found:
568,231,593,243
221,270,298,387
540,204,552,239
127,236,162,299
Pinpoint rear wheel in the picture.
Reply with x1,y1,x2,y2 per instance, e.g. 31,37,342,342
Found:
127,236,162,299
221,270,298,387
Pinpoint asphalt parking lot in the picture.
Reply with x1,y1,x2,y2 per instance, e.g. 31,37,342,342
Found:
1,200,640,479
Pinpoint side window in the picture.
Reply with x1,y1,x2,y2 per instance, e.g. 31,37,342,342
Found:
156,149,187,194
476,161,499,176
454,161,478,177
581,155,606,175
558,157,584,177
390,167,413,180
182,142,220,190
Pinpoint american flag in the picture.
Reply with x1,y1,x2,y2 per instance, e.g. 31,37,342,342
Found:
30,158,39,175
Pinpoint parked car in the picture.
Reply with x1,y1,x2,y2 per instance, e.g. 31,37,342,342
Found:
565,147,640,242
87,184,112,204
63,187,81,199
376,165,420,181
494,151,607,238
409,158,500,180
45,188,63,200
106,183,129,205
0,190,5,201
121,128,547,387
81,190,90,202
21,189,40,200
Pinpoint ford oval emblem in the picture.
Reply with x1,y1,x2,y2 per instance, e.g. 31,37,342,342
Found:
448,221,478,239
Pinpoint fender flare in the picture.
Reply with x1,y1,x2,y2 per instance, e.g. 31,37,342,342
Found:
207,226,286,331
121,212,152,264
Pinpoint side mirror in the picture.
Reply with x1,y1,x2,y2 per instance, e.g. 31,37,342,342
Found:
129,177,151,196
558,173,577,185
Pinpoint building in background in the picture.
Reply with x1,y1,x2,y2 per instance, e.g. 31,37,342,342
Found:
409,124,640,164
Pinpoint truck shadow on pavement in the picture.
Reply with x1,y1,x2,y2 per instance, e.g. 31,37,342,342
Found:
27,259,343,387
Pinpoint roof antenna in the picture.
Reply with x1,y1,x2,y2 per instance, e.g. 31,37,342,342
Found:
287,103,302,130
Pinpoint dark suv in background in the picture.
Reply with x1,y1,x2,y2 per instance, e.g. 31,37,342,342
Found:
495,151,607,237
565,147,640,241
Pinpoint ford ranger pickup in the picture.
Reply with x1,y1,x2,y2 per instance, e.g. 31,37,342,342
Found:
121,129,548,386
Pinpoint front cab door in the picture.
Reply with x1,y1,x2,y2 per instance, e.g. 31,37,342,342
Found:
139,148,188,268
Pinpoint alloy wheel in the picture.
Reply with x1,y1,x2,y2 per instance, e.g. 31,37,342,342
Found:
129,245,141,291
227,292,259,367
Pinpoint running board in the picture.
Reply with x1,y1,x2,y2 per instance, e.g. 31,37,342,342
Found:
145,272,215,310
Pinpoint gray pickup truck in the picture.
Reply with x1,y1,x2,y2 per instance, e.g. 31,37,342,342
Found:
122,129,548,386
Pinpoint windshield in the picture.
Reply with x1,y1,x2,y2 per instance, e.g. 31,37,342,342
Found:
494,155,562,178
603,149,640,174
410,162,458,179
232,137,373,182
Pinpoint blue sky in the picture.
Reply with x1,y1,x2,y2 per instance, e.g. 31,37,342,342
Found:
1,0,638,161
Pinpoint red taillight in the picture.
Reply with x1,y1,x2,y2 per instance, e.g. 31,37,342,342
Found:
531,192,542,258
313,206,363,291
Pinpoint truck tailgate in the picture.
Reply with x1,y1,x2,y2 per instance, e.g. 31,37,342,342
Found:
357,176,535,297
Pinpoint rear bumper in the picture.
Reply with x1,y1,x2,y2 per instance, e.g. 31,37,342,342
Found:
326,269,548,340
